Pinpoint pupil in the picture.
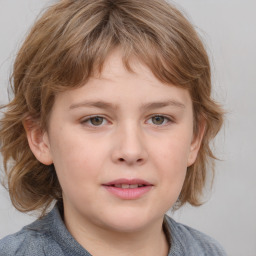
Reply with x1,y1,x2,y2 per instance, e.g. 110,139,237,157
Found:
91,117,103,125
153,116,164,125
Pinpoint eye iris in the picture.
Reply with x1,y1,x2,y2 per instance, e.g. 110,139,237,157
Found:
91,117,103,126
152,116,164,125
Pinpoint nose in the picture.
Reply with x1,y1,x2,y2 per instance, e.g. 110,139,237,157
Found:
111,123,148,166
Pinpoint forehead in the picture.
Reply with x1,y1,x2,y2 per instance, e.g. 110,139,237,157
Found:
52,50,192,115
94,49,154,83
92,49,190,98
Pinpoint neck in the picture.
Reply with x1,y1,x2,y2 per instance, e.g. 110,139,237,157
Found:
64,211,170,256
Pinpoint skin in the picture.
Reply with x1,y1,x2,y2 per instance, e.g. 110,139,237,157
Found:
26,50,204,256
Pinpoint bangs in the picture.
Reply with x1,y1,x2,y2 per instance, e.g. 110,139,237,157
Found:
35,0,208,92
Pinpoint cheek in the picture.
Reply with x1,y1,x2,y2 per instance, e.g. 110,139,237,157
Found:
157,135,192,168
150,138,190,211
152,135,191,192
49,130,101,191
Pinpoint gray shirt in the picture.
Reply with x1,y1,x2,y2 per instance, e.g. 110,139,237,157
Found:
0,204,226,255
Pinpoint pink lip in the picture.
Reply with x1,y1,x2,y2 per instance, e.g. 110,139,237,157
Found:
102,178,153,200
104,178,152,186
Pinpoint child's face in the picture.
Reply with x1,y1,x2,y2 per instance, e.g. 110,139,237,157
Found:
34,50,202,232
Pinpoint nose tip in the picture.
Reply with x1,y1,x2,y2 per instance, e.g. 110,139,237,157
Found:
111,126,148,166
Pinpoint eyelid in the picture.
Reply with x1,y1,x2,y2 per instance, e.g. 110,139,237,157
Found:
80,115,110,127
79,114,175,127
146,114,174,126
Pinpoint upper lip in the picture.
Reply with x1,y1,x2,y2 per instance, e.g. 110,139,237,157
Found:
103,178,153,186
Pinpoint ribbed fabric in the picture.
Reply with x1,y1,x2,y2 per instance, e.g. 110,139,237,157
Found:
0,205,226,256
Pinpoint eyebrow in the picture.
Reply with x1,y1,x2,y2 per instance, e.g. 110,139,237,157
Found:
69,100,186,111
140,100,186,111
69,101,117,110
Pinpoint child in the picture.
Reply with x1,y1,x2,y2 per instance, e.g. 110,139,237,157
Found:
0,0,226,255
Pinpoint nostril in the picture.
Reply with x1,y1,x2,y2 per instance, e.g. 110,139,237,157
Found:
118,158,143,163
118,157,143,163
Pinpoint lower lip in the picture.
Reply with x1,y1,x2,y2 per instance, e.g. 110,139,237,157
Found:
103,185,153,200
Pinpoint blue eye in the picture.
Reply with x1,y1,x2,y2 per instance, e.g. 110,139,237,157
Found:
148,115,171,125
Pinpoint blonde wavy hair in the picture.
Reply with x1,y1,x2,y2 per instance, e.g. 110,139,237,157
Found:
0,0,223,215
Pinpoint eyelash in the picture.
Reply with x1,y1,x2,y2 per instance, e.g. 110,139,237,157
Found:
80,116,108,127
80,115,174,127
146,115,173,126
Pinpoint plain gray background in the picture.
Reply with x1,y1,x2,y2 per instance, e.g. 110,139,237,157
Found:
0,1,256,255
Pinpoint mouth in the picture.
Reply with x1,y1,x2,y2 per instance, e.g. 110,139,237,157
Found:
107,184,148,189
102,179,153,199
103,178,153,188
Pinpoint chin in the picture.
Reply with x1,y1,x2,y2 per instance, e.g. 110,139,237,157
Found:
99,209,161,233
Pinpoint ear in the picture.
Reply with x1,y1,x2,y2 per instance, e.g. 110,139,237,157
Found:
23,119,53,165
187,119,206,167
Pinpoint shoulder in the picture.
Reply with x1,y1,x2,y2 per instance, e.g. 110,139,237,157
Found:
0,227,45,256
165,215,227,256
0,211,63,256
